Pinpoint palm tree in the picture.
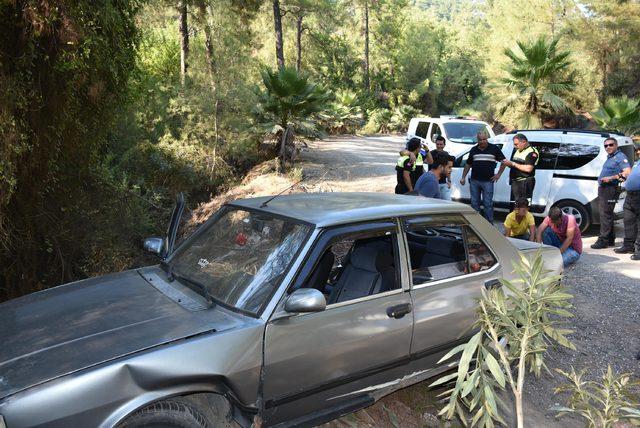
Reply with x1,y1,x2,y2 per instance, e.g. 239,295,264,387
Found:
256,67,329,170
591,96,640,136
498,37,576,128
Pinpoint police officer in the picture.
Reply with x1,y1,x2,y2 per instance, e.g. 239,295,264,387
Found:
395,138,422,194
399,137,433,189
501,133,539,203
591,137,632,249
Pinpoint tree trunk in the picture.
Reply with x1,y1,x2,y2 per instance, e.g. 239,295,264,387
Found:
196,1,220,144
279,126,295,172
296,15,303,72
363,0,370,92
196,1,216,92
273,0,285,70
178,0,189,85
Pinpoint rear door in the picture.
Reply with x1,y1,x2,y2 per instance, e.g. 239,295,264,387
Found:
402,215,502,360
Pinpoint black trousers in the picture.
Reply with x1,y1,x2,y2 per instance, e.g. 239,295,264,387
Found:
623,190,640,253
598,185,621,241
511,177,536,202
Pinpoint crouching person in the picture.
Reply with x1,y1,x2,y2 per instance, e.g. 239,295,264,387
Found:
536,206,582,266
503,197,535,241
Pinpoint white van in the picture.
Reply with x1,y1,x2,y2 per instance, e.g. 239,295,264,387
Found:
449,129,636,231
406,116,495,156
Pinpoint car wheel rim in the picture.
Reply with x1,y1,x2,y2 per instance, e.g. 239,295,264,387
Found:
561,206,582,226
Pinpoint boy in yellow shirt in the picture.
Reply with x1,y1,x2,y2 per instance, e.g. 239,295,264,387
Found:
503,198,536,241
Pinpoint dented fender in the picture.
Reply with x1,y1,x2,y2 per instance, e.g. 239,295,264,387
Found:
0,324,264,428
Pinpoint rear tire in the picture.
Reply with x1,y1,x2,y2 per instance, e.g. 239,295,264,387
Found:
553,200,590,233
120,398,211,428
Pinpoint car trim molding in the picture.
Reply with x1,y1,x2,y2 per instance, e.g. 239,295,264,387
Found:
552,173,599,181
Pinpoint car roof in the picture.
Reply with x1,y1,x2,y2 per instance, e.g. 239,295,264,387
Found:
493,129,633,145
229,192,474,228
413,117,490,124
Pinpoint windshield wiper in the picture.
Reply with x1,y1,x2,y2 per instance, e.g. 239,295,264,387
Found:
161,262,214,308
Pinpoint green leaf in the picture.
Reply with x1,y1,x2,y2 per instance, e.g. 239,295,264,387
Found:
484,352,506,388
457,332,482,384
438,343,468,364
484,385,499,417
429,371,458,388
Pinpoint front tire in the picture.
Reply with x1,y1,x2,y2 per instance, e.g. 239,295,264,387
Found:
120,398,211,428
553,200,590,233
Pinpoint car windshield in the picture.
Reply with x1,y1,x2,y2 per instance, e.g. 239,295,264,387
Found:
444,122,491,144
169,207,311,315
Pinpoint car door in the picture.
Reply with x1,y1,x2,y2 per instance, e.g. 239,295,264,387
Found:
402,214,502,361
261,221,413,426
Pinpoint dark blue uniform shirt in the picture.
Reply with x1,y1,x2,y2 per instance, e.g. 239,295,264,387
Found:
599,150,630,185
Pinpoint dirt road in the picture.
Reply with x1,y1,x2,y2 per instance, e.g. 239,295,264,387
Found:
300,135,640,427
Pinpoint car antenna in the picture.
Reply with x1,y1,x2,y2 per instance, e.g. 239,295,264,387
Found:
260,175,307,208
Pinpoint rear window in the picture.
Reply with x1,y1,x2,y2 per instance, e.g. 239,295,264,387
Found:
556,144,600,170
620,144,636,164
415,121,430,138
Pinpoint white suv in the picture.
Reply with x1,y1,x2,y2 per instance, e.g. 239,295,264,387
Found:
449,129,636,231
406,116,495,156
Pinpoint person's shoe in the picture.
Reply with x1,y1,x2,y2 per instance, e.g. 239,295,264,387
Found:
590,239,609,249
631,253,640,261
614,245,635,254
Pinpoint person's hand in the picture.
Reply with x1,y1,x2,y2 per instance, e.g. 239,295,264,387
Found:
601,176,611,184
460,178,466,185
490,173,501,182
447,181,451,189
409,152,416,163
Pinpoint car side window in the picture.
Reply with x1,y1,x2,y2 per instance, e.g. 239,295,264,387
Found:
512,142,560,170
416,121,430,139
298,230,400,306
556,143,600,170
430,124,442,141
405,218,497,286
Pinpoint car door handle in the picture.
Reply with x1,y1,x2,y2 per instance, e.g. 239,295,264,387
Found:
387,303,412,319
484,279,502,290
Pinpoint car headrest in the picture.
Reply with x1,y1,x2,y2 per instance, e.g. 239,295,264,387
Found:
349,245,381,272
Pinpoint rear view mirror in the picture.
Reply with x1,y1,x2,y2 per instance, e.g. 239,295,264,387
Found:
143,237,164,257
284,289,326,313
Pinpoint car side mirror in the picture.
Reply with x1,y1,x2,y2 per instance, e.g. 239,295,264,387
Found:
143,237,165,257
284,289,326,313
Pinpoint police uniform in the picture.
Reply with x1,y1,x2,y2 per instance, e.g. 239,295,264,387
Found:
510,145,539,202
596,149,631,243
395,155,415,194
410,151,426,188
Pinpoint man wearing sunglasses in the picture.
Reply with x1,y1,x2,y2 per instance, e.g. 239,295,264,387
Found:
591,137,632,249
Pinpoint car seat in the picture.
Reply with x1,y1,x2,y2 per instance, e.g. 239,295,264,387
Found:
327,242,396,304
420,236,465,267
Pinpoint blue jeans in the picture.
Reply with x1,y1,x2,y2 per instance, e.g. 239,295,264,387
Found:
542,228,580,266
439,183,451,201
470,179,494,223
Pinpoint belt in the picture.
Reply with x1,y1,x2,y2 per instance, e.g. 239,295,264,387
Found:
514,176,534,182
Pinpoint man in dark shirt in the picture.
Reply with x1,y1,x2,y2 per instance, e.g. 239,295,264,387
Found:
460,131,506,223
428,136,453,200
502,133,539,203
591,137,632,249
416,156,451,198
395,138,421,194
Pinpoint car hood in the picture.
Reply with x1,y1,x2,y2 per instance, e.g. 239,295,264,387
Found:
0,266,242,400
